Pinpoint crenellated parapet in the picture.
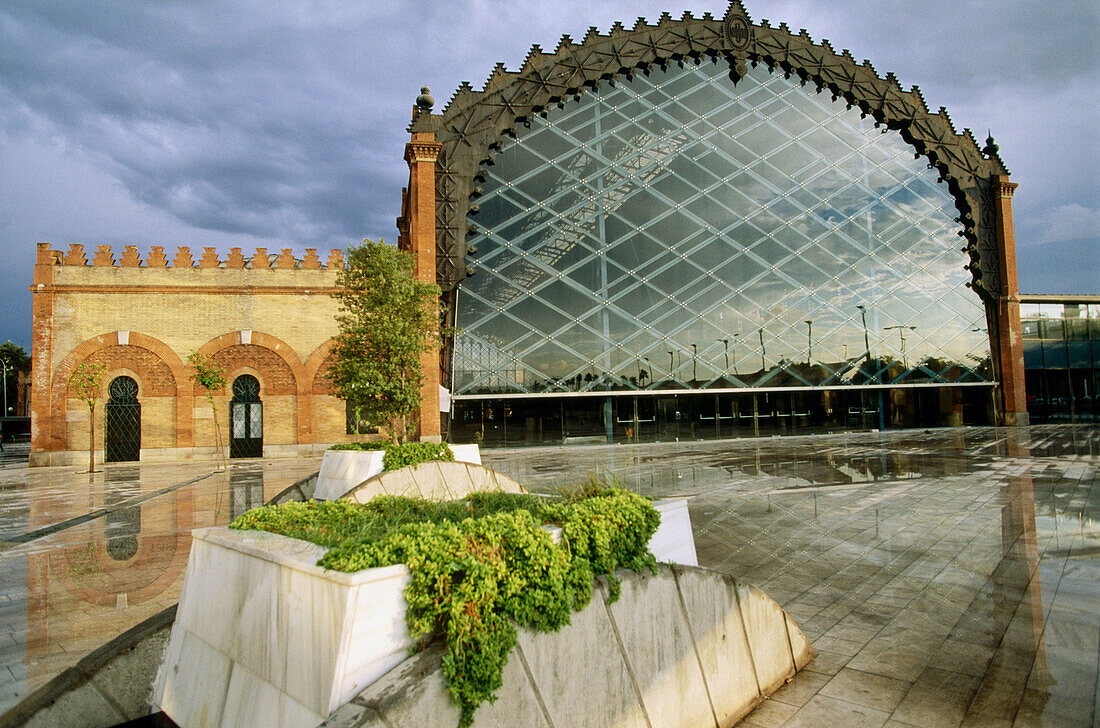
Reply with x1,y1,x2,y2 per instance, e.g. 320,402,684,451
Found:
36,243,346,269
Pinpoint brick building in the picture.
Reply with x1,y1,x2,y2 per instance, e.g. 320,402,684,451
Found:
28,244,360,466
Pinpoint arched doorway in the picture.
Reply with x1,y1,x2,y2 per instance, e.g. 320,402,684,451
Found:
105,376,141,462
230,374,263,458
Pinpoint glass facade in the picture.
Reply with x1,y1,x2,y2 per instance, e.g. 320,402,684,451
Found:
450,61,993,445
1021,301,1100,422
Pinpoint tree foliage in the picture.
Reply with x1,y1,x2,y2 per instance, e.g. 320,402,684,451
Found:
0,341,30,418
187,351,228,468
69,361,106,473
0,342,30,373
329,240,442,443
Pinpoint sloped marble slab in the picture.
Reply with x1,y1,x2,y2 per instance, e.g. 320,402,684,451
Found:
314,445,482,501
319,566,814,728
343,460,524,503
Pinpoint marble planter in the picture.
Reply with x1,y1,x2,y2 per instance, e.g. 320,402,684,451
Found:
314,444,481,501
154,527,414,728
155,496,695,728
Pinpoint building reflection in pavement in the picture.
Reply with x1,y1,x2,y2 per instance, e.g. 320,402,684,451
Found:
24,465,195,683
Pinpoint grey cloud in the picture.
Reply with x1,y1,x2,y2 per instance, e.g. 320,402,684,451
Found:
0,0,1096,347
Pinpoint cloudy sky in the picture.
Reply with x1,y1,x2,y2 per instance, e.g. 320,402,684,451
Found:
0,0,1097,351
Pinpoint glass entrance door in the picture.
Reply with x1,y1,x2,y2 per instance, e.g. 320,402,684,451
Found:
229,375,263,458
105,376,141,462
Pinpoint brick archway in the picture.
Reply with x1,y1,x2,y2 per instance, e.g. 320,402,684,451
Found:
305,338,337,394
197,331,311,444
43,331,191,452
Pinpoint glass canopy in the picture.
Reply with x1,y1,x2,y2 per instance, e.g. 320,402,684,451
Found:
453,62,990,396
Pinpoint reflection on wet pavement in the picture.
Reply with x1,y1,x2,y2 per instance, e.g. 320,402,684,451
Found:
0,426,1096,727
0,457,320,716
484,426,1100,727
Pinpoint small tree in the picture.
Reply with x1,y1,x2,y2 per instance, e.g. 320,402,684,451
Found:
187,352,227,469
69,361,106,473
328,239,442,443
0,341,31,419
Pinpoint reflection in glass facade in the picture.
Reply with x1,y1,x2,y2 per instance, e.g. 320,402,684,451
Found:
1020,300,1100,422
453,63,990,398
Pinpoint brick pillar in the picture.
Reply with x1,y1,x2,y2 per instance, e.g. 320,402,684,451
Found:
29,244,58,462
404,123,443,443
992,174,1029,427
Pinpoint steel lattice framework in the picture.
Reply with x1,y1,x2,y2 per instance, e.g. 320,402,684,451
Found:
421,1,1007,299
412,1,1010,397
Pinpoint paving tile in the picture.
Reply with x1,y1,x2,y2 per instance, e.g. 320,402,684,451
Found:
737,697,797,727
818,667,910,713
781,693,891,728
803,649,850,676
890,670,978,728
767,669,832,708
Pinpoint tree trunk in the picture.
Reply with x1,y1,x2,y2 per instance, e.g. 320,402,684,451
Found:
88,402,95,473
208,394,225,469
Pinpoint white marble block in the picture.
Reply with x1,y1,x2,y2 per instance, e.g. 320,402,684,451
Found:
154,527,414,728
314,444,482,501
314,448,386,501
448,443,481,465
651,499,698,566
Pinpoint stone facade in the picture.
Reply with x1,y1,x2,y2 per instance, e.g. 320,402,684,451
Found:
29,244,357,466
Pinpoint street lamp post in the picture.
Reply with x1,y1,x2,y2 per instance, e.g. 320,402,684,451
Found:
856,305,885,431
758,328,766,372
805,320,813,364
692,344,698,382
855,305,870,362
720,339,729,374
884,325,917,368
0,357,8,422
732,333,741,376
667,351,674,379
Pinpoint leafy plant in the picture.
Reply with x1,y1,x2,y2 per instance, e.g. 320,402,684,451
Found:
68,361,107,473
0,341,31,418
187,351,227,469
328,239,443,443
230,486,659,727
328,442,388,451
328,440,456,471
382,441,454,471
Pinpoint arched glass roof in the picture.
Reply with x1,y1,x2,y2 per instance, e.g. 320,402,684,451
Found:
454,62,990,396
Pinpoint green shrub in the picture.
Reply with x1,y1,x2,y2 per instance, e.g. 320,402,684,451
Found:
382,441,455,471
328,442,387,451
327,440,456,472
229,487,659,728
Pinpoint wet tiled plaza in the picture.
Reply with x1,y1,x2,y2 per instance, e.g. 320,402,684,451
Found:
0,452,319,718
484,427,1100,727
0,426,1097,727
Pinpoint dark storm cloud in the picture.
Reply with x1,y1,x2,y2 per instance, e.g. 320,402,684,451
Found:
0,0,1096,348
0,1,411,245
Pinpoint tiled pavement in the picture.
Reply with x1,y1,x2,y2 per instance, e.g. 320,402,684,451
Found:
0,425,1096,727
0,454,319,716
483,426,1100,728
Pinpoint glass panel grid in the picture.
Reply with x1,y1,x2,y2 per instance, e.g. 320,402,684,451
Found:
454,63,990,395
